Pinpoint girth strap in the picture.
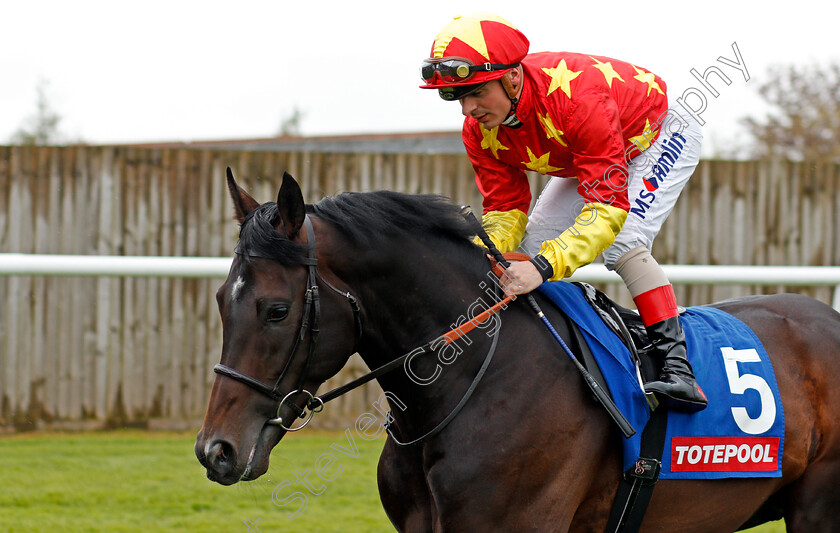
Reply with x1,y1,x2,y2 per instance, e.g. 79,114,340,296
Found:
605,405,668,532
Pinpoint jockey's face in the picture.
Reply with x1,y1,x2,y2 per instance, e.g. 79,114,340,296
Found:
459,80,511,129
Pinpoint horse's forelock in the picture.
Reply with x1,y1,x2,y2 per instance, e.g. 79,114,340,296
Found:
236,202,307,265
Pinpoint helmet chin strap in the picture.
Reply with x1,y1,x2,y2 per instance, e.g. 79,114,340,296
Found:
500,74,523,128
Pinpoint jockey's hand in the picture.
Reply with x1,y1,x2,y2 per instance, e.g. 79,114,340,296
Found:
499,260,544,296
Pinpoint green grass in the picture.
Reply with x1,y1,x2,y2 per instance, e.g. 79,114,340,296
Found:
0,430,786,532
1,429,391,533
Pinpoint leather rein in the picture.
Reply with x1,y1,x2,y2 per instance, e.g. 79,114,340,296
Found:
213,214,514,445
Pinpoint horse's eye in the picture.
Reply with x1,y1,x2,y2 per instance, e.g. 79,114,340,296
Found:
267,305,289,322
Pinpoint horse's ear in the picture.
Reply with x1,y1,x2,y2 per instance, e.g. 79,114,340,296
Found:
276,172,306,238
226,167,261,223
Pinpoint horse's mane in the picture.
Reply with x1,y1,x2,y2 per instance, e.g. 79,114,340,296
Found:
311,191,476,246
236,191,479,266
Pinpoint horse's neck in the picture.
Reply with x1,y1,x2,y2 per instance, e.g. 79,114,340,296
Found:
346,249,506,437
353,254,492,358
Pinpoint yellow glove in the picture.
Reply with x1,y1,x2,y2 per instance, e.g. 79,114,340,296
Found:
472,209,528,253
538,203,627,281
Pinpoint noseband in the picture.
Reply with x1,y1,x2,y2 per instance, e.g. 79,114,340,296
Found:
213,215,362,431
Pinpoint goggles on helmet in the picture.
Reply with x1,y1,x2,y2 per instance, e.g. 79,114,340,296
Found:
421,56,520,85
437,82,487,101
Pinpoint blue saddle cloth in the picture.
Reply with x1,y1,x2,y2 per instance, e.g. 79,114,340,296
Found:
537,281,784,479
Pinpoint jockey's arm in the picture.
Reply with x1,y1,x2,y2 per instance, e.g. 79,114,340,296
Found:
463,91,632,286
495,201,627,295
476,208,528,253
537,202,627,280
462,129,533,253
536,90,632,281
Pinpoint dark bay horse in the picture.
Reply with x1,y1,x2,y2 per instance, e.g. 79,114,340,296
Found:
195,170,840,532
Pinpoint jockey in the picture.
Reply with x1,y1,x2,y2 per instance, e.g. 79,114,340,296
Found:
420,13,707,412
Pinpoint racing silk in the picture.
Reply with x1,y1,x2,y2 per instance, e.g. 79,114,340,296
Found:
463,51,669,280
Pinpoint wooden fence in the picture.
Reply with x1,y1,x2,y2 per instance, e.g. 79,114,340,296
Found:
1,145,838,431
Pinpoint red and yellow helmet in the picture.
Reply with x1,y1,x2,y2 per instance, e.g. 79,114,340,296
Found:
420,13,530,100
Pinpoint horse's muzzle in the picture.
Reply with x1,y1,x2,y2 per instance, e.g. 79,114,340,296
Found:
196,437,241,485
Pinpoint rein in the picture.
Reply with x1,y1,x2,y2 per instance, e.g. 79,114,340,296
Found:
213,213,514,441
317,290,513,405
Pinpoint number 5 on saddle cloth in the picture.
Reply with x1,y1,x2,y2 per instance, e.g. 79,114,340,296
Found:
537,281,784,532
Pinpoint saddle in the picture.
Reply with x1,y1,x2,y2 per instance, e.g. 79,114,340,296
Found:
569,282,665,391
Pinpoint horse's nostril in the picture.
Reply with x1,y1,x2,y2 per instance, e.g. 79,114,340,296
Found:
207,439,236,474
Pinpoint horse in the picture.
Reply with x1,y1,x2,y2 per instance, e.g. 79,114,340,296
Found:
195,169,840,532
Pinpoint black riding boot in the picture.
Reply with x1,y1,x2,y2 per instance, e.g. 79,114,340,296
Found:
643,316,708,413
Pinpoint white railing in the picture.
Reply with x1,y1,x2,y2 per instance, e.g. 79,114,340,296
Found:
568,264,840,311
2,253,840,310
0,253,233,278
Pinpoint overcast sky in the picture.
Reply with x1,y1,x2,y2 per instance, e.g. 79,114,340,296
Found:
3,0,838,156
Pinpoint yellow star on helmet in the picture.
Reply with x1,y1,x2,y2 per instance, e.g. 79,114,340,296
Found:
628,118,658,151
538,112,568,147
480,126,509,158
542,59,582,99
433,13,516,60
590,57,625,88
522,147,563,174
633,66,664,97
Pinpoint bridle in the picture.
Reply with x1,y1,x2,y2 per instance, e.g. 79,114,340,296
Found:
214,215,362,431
213,213,513,443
